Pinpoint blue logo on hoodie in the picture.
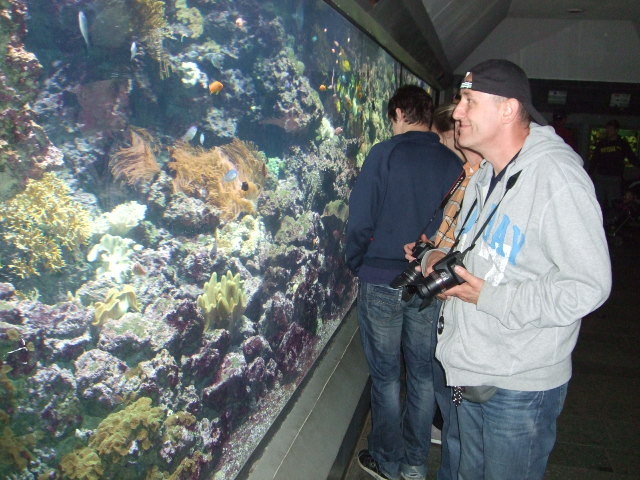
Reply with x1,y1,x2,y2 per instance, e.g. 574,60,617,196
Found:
463,205,526,265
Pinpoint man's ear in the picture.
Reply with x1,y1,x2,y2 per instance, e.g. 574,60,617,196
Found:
395,107,404,123
501,98,520,123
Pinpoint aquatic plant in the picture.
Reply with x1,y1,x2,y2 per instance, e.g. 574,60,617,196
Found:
168,139,267,221
110,129,161,187
131,0,173,77
0,173,93,279
92,285,141,327
197,271,247,331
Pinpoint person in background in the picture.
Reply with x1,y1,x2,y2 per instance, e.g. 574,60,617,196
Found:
551,110,578,152
405,102,483,480
590,119,640,225
421,59,611,480
346,85,462,480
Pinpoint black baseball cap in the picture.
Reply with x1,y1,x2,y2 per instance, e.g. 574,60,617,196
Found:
459,59,547,126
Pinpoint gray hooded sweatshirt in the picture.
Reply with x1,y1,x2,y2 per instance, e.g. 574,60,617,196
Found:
431,123,612,391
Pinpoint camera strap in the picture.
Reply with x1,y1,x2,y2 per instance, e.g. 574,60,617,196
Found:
451,169,522,256
414,169,467,242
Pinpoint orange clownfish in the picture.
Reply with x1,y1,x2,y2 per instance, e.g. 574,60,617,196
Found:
209,81,224,95
319,84,327,91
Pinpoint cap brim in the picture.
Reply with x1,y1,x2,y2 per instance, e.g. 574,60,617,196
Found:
525,103,547,126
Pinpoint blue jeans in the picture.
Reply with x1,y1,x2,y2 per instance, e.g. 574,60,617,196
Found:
457,383,568,480
358,282,438,479
431,300,460,480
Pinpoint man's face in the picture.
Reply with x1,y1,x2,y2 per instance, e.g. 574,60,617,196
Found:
453,86,503,153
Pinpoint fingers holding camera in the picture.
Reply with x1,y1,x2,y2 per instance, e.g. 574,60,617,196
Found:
442,265,484,304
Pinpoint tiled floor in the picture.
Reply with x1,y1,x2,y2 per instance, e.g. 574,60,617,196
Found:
344,229,640,480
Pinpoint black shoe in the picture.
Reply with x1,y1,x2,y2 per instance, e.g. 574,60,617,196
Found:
357,449,394,480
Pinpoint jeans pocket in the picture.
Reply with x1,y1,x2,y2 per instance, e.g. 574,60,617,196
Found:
461,385,498,403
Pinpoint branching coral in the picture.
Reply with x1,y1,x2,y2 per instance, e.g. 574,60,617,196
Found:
168,139,268,221
0,173,93,278
110,129,161,186
197,271,247,331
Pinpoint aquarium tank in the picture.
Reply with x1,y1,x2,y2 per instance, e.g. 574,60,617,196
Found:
0,0,429,478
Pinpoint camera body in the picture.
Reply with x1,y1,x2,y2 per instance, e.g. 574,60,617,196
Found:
389,240,435,289
411,251,467,303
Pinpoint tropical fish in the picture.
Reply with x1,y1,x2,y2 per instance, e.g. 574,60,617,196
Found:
181,125,198,142
199,133,205,145
78,11,90,48
235,17,246,28
130,42,138,61
334,126,344,135
241,181,249,191
224,169,238,182
341,59,351,72
209,81,224,94
319,84,327,91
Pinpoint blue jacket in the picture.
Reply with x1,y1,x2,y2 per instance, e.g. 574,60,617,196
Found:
346,130,463,283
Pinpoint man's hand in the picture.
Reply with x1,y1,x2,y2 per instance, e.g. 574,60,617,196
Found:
403,233,431,262
441,265,484,304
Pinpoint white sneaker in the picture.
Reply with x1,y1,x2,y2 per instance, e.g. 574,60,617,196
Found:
430,425,442,445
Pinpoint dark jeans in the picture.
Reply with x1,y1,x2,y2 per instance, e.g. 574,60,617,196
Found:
358,281,438,479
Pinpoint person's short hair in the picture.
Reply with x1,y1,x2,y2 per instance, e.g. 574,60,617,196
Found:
431,103,457,134
605,119,620,130
387,85,433,127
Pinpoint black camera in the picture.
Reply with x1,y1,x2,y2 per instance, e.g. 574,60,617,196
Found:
390,240,435,289
407,251,467,307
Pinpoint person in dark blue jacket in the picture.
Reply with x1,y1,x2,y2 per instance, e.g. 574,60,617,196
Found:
347,85,463,480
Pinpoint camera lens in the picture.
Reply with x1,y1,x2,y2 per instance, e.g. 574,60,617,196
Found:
389,261,422,288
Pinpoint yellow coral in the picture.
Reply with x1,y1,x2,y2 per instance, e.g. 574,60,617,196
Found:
175,0,204,38
168,139,267,221
0,173,93,278
59,446,103,480
89,397,165,456
197,271,247,331
110,128,161,186
92,285,141,327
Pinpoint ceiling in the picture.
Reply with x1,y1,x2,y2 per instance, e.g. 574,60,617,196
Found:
330,0,640,88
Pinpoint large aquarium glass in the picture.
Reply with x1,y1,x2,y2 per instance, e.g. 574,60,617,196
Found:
0,0,428,478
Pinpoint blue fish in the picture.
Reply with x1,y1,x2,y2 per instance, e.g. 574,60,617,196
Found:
223,169,238,182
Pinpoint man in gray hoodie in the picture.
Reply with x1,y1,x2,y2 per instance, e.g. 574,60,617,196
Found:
421,59,611,480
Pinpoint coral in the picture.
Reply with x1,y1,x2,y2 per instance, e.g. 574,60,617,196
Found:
92,285,141,327
131,0,173,77
216,214,266,260
0,425,33,471
175,0,204,38
59,446,103,480
89,396,165,455
110,129,161,187
0,173,93,279
87,234,142,283
197,271,246,331
95,201,148,237
168,139,268,221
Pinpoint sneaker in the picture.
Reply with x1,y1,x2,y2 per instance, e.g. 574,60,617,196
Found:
400,465,426,480
430,425,442,445
357,449,395,480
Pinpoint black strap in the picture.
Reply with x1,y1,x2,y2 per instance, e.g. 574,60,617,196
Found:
450,170,522,255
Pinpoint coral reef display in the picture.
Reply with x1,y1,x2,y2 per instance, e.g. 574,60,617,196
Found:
0,0,426,478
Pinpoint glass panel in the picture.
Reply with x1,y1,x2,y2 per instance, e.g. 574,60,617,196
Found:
1,0,428,478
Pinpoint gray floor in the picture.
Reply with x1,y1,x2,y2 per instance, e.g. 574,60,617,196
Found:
344,229,640,480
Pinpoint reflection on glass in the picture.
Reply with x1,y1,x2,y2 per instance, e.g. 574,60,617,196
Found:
0,0,427,478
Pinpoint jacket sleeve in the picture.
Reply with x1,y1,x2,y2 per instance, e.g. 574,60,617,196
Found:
345,145,388,273
477,182,612,329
